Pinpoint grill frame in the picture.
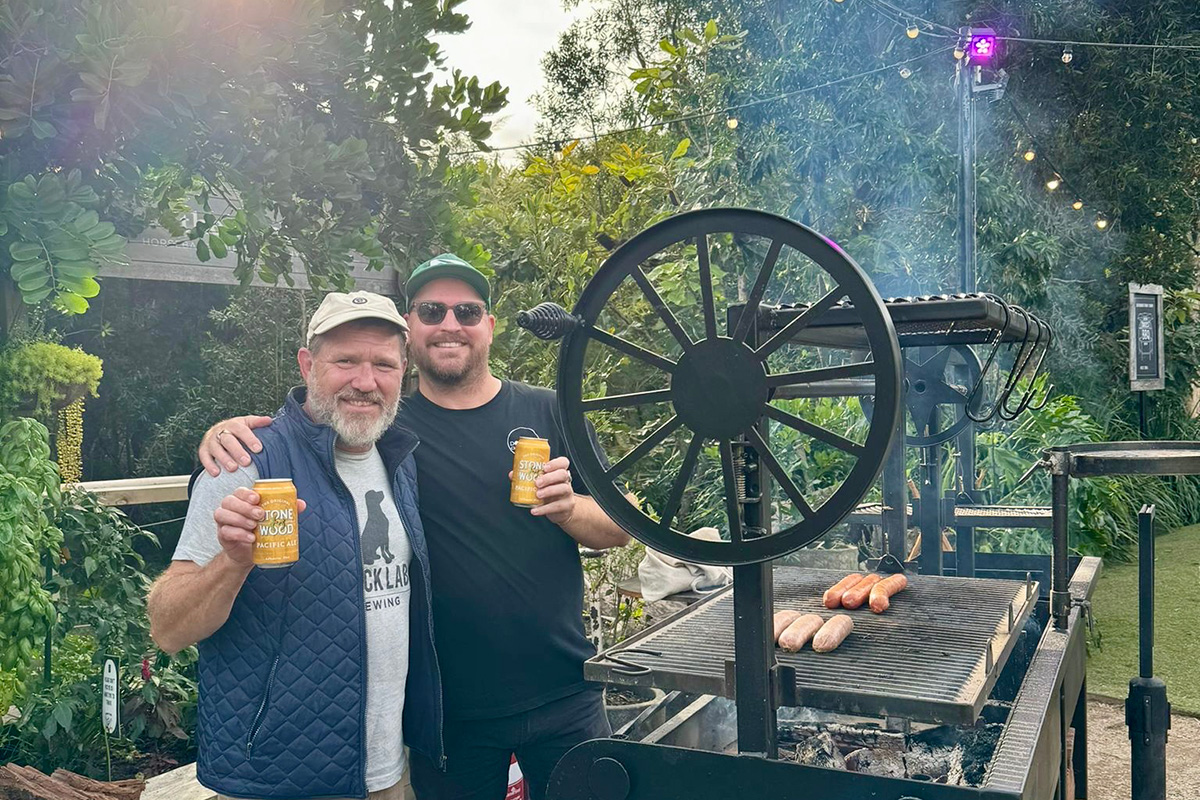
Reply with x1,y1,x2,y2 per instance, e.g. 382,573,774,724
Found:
589,567,1039,726
740,293,1049,349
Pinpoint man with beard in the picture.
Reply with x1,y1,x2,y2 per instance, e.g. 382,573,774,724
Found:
149,292,464,800
197,255,631,800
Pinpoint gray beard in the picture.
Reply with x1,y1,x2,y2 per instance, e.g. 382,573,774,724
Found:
305,382,399,448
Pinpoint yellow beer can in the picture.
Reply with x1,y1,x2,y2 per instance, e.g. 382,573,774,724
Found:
253,479,300,568
510,437,551,508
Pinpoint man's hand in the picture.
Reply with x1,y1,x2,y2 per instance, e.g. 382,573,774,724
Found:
508,456,576,526
214,487,308,567
200,415,272,476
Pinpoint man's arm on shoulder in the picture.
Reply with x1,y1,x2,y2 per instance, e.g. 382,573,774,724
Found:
198,415,273,476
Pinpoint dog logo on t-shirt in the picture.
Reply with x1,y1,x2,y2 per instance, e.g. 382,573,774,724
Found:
507,427,540,453
360,490,395,565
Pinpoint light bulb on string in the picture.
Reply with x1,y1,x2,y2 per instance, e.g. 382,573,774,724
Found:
906,23,920,39
1046,176,1061,191
726,117,738,130
899,67,913,79
1022,149,1036,162
1095,216,1109,230
1072,200,1084,210
1061,46,1073,64
833,0,845,4
953,44,965,60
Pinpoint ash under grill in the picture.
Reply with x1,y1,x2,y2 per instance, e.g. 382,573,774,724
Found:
588,567,1038,726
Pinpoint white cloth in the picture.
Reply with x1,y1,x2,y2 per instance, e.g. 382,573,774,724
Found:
636,527,733,602
175,446,412,792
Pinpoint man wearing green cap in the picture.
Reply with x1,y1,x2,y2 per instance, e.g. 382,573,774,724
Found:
199,254,631,800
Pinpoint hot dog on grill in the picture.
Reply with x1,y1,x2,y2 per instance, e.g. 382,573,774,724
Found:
812,614,854,653
778,613,825,652
868,573,909,614
822,573,864,609
773,610,803,643
840,574,881,610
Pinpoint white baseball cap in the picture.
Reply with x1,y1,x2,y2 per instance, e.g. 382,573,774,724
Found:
306,291,409,345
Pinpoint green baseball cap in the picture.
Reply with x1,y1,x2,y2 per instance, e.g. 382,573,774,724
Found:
405,253,491,309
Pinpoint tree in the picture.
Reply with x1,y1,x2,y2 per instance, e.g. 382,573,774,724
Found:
534,0,1200,428
0,0,507,317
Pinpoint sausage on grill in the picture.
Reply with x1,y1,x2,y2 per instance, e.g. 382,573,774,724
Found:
868,573,909,614
778,613,825,652
822,573,864,609
840,574,882,610
773,610,803,643
812,614,854,653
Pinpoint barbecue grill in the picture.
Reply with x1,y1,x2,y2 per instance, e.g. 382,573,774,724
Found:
516,208,1093,799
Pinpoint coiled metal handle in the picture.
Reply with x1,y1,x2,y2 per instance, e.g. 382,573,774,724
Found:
517,302,581,340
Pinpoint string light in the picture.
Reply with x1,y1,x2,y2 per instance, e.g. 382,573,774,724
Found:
953,42,965,60
906,23,920,39
1045,176,1061,191
899,66,913,78
1095,216,1109,230
1023,149,1036,162
1073,200,1084,210
1061,46,1073,64
726,117,739,129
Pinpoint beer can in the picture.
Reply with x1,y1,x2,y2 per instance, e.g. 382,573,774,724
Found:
253,479,300,568
510,437,551,508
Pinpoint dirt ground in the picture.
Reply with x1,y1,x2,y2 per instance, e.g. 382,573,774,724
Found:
1086,696,1200,800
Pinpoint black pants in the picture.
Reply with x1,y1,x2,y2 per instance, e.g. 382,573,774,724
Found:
411,688,610,800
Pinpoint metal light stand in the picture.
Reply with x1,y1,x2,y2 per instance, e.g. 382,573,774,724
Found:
1127,504,1170,800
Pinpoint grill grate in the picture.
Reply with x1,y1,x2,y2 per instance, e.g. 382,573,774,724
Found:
742,293,1049,349
845,503,1052,529
588,567,1038,726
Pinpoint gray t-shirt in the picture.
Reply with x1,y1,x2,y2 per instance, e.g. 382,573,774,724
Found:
175,447,412,792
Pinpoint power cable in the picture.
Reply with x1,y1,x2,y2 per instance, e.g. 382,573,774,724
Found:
450,45,956,156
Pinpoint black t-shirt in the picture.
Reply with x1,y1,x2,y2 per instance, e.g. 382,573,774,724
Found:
397,381,598,720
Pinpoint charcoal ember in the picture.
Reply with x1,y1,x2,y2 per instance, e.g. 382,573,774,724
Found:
791,731,846,771
844,747,906,778
959,723,1003,786
904,744,955,783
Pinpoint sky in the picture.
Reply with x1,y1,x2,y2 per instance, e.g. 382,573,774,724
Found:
435,0,595,152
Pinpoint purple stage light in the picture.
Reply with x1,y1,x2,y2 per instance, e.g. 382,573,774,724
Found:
970,34,996,58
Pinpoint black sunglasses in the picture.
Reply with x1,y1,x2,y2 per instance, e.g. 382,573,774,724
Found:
412,301,486,326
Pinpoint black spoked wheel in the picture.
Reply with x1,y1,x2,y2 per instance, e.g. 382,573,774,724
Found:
904,345,984,448
557,209,901,566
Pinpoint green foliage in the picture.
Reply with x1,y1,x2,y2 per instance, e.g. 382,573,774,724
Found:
0,419,61,682
0,341,103,421
0,0,506,313
52,488,159,660
136,288,319,478
975,394,1200,560
4,171,126,313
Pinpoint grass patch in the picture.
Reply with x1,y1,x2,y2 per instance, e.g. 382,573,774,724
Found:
1087,524,1200,715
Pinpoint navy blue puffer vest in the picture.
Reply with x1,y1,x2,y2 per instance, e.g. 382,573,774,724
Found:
195,388,444,798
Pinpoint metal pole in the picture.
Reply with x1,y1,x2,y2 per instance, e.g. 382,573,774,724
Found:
733,314,777,760
881,412,908,558
1050,469,1071,630
1139,505,1155,679
957,52,977,294
1073,676,1089,798
732,563,778,759
1127,504,1169,800
1139,391,1148,439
